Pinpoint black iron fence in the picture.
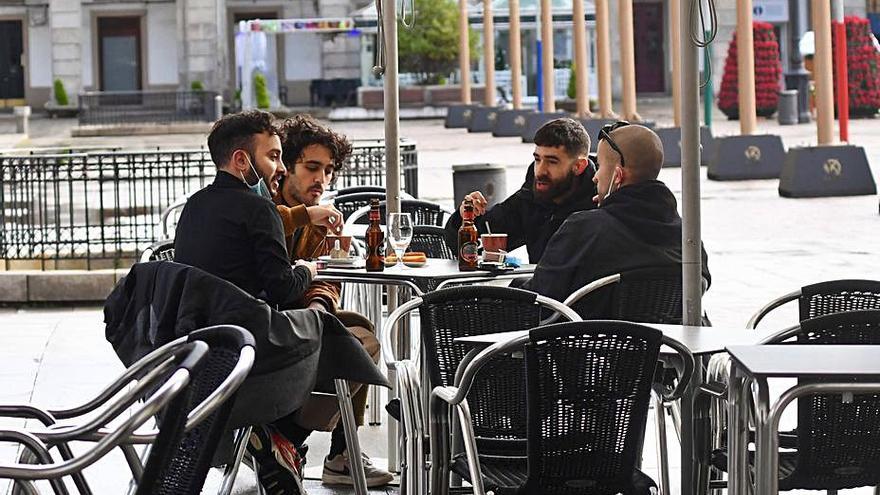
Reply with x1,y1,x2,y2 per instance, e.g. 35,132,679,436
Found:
0,141,418,268
78,90,220,126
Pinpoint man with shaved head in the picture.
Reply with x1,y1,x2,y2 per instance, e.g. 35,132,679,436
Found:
523,122,710,317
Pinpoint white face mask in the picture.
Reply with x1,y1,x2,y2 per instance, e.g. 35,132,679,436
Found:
601,168,619,205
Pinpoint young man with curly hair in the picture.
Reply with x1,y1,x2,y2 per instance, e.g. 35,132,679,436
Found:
271,114,393,489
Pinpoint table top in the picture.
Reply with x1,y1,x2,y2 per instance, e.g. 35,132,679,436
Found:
727,345,880,378
317,258,535,286
455,324,779,356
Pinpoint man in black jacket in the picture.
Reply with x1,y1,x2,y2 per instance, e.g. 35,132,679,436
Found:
522,123,711,318
174,110,316,308
443,118,597,262
174,110,318,494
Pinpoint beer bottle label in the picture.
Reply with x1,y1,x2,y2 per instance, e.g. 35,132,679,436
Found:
460,241,478,262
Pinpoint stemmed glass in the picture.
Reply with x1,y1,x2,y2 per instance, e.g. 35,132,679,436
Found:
388,212,413,267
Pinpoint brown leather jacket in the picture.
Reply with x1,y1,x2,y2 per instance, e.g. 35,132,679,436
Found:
274,198,342,313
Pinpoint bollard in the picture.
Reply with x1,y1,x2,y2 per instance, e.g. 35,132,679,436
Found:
777,90,798,125
13,106,30,136
214,95,223,121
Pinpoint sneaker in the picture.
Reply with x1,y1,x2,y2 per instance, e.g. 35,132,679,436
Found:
322,449,394,487
248,425,308,495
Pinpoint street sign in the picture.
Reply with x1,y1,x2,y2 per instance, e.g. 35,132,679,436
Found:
753,0,788,23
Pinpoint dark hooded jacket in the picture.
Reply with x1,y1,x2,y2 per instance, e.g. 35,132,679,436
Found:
443,162,597,262
104,261,389,430
522,180,711,317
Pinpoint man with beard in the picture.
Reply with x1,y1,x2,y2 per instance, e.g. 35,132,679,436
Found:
522,123,711,317
443,118,597,262
272,115,394,489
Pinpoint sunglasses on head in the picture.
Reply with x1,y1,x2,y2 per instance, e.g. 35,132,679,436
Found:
598,121,630,167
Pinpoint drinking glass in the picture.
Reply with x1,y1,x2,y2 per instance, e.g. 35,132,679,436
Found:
388,212,413,267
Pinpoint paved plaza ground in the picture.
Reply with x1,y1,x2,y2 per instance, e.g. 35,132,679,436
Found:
1,99,879,493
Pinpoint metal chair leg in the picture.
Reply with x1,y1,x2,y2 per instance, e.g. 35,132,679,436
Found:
653,393,671,495
218,426,253,495
336,378,368,495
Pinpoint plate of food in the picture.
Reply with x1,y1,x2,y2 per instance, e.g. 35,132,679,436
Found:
318,255,365,268
385,251,428,267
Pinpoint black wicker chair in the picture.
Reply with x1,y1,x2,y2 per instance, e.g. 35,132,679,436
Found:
0,325,256,495
409,226,455,260
0,340,210,494
333,192,382,223
747,279,880,329
432,321,694,495
710,310,880,493
140,239,175,263
342,197,452,227
382,286,581,495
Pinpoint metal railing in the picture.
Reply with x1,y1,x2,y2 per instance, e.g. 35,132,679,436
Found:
78,90,220,126
1,141,418,268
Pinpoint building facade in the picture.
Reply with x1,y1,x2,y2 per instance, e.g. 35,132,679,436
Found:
0,0,369,109
0,0,875,111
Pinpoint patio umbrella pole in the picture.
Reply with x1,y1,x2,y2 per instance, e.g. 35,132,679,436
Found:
680,0,702,327
382,0,403,474
670,0,681,127
509,0,522,109
483,0,495,107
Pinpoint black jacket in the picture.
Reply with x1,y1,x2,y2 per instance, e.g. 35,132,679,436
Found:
174,171,312,308
443,163,597,262
522,181,711,318
104,261,389,430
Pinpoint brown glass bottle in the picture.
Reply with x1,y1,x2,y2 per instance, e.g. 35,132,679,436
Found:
365,198,385,272
458,198,479,271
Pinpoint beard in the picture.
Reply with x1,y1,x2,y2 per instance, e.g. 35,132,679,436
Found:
533,171,576,202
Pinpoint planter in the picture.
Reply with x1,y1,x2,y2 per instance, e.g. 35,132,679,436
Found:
44,101,79,118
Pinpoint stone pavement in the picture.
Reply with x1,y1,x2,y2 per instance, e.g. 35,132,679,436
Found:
1,98,879,492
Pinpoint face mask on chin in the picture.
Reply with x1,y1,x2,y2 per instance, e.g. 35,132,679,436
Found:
239,153,272,200
600,168,619,206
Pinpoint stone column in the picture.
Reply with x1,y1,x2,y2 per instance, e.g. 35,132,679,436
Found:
50,0,82,97
181,0,228,92
618,0,638,120
595,0,614,117
736,0,757,135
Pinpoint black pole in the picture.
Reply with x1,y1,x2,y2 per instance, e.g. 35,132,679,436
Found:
785,0,812,123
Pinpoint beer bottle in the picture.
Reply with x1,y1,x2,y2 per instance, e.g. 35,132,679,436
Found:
458,198,479,271
365,198,385,272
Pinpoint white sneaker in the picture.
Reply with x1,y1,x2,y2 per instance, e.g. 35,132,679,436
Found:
321,450,394,487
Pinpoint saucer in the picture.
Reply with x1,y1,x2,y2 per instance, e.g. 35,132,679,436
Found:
318,255,365,268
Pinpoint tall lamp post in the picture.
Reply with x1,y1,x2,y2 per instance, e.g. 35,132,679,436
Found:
785,0,811,123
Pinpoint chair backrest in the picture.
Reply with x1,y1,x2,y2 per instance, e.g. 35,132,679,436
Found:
799,280,880,321
342,196,449,226
522,321,663,494
774,310,880,490
140,240,175,263
611,266,688,324
410,226,455,260
569,266,692,323
137,325,255,495
420,286,544,444
334,185,386,196
333,192,383,222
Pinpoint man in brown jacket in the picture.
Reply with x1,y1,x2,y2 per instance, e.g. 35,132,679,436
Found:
270,114,392,489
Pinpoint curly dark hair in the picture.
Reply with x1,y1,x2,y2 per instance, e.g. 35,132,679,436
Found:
207,110,280,168
533,118,591,158
278,114,352,179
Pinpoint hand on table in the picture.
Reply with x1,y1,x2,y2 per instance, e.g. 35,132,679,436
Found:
295,259,318,279
460,191,488,217
307,205,344,234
